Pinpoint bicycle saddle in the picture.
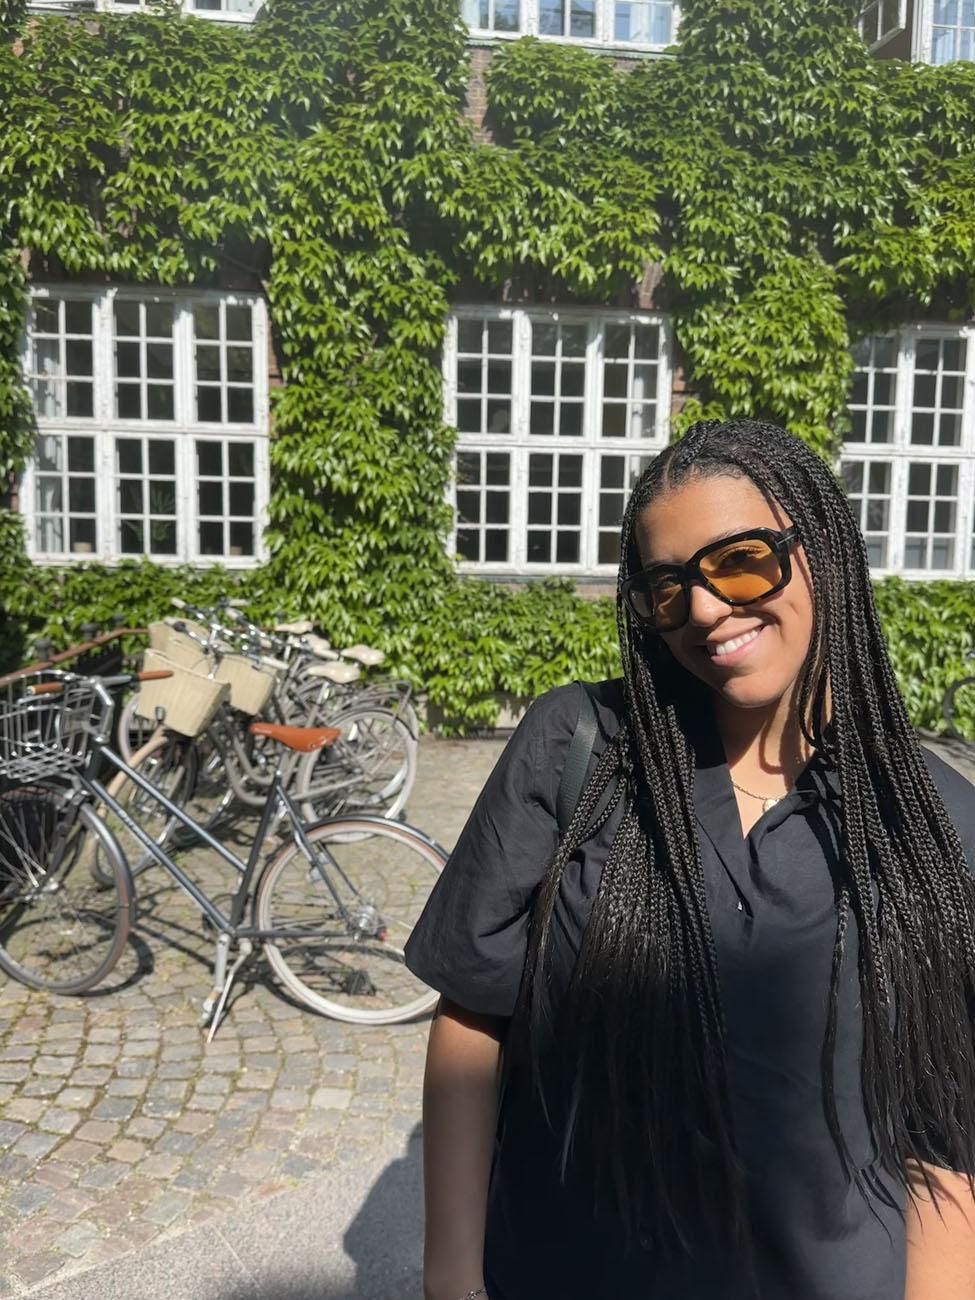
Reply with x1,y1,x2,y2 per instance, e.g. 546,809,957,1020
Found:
342,644,386,667
249,723,340,752
305,661,360,685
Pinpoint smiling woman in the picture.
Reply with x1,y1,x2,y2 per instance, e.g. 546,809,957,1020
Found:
407,418,975,1300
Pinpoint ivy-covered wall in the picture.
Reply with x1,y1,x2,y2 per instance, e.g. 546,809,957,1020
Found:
1,0,975,727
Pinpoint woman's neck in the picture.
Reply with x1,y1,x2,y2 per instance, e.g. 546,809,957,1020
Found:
711,684,814,776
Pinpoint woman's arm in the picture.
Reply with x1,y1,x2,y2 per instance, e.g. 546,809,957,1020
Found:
422,998,506,1300
905,1162,975,1300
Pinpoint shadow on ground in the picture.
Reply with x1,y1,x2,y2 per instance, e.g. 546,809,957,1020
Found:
220,1124,424,1300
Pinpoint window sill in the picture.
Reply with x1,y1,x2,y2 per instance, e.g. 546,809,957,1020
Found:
28,552,264,570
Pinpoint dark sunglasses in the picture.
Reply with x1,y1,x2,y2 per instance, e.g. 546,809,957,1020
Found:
621,526,800,632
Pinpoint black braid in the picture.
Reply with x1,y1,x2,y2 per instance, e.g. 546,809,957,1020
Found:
510,418,975,1250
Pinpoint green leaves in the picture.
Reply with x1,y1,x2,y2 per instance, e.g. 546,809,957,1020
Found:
2,0,975,724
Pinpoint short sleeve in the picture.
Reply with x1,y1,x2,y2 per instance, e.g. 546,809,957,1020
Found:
403,692,571,1017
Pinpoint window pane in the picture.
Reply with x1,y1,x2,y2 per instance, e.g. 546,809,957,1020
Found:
115,301,141,336
197,388,223,422
148,441,175,475
195,305,220,340
64,301,92,334
67,437,94,472
225,306,252,341
197,441,223,476
145,303,173,337
147,386,175,421
199,521,224,555
226,347,254,383
229,522,255,556
199,481,224,515
228,443,254,477
457,320,482,354
227,388,255,424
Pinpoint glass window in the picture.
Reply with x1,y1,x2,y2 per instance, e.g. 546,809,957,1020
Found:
842,328,972,577
114,300,176,422
858,0,905,45
28,298,95,420
932,0,975,63
193,301,257,425
848,335,897,444
614,0,674,43
455,449,512,563
461,0,522,30
841,458,893,568
450,309,669,571
25,289,267,565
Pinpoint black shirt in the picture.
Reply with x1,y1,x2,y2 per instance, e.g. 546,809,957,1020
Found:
404,679,975,1300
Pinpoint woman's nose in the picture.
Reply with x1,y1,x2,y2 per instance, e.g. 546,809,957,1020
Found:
685,580,729,628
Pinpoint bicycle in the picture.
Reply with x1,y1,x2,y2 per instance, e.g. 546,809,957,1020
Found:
942,650,975,741
0,670,446,1035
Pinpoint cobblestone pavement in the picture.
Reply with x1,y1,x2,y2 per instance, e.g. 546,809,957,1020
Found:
0,736,505,1297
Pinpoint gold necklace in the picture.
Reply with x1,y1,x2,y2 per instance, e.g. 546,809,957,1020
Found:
728,777,785,814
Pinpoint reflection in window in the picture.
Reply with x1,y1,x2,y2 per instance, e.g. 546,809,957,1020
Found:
28,298,95,420
932,0,975,64
116,437,178,556
461,0,521,30
614,0,673,43
455,449,511,563
841,459,892,568
196,440,257,558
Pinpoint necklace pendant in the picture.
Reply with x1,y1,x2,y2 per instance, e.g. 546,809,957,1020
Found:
762,796,780,813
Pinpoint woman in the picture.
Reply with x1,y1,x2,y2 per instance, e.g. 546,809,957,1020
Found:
405,419,975,1300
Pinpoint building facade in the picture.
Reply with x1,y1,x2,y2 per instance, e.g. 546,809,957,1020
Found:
17,0,975,589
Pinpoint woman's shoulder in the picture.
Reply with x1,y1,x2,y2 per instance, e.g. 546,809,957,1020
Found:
527,677,626,747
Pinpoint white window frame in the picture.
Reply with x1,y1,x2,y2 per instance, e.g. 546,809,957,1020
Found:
93,0,261,22
22,285,271,569
445,306,672,576
857,0,907,50
841,324,975,579
462,0,680,51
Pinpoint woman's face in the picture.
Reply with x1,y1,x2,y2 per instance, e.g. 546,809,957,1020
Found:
633,473,815,713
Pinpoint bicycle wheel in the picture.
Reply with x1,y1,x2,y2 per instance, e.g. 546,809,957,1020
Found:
94,732,199,881
0,787,133,993
294,708,417,823
943,675,975,741
254,816,444,1024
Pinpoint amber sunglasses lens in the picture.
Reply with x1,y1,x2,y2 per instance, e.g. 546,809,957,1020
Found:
699,537,782,602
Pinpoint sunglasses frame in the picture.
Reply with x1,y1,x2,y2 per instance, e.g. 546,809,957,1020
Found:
621,525,800,631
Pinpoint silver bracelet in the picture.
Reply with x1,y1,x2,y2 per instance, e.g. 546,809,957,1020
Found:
455,1291,486,1300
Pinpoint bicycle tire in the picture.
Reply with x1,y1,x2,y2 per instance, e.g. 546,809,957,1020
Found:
943,675,975,741
294,707,417,824
0,788,133,993
254,816,443,1024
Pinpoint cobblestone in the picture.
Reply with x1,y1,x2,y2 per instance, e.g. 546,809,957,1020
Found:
0,736,502,1295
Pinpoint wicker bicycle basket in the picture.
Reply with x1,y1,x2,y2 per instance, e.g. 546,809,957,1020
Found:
136,650,230,738
147,621,210,671
0,676,110,783
213,654,278,716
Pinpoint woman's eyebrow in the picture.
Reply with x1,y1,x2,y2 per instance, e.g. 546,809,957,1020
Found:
642,524,762,567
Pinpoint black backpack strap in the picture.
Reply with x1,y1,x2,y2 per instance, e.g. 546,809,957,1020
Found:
556,683,599,836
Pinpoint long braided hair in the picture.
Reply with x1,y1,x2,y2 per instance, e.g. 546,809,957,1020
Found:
512,418,975,1248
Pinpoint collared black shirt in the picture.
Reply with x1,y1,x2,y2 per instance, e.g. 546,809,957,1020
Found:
404,679,975,1300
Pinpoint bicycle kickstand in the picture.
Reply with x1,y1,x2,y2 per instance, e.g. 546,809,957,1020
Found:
202,932,254,1044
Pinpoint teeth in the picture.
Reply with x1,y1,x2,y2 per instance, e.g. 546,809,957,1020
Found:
709,627,762,658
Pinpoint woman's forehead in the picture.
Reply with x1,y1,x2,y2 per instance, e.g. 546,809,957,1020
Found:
635,476,792,566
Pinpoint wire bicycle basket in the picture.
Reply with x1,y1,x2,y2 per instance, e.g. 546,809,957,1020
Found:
0,675,111,783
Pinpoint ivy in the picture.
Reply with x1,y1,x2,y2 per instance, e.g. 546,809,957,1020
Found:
1,0,975,726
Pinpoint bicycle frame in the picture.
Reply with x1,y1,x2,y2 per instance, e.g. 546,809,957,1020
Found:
87,738,424,945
